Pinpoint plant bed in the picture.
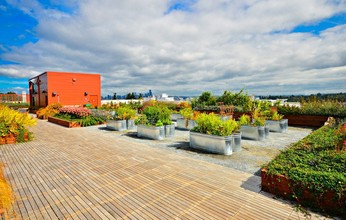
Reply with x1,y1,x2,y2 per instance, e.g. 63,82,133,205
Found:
266,119,288,132
137,125,165,140
261,122,346,217
48,116,81,128
190,113,240,155
283,115,328,127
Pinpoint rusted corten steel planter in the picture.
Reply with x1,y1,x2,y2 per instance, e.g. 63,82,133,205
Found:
261,169,346,217
48,116,81,128
283,115,328,127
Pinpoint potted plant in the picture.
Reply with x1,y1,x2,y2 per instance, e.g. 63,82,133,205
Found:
190,113,240,155
176,107,198,130
265,110,288,133
238,110,267,141
106,106,136,131
135,105,174,140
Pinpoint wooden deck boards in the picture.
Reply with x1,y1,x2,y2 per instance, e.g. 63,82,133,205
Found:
0,120,326,219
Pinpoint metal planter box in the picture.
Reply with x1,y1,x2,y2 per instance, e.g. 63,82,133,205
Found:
127,119,136,130
106,120,127,131
137,125,165,140
240,126,265,141
232,132,242,152
189,132,234,155
176,118,197,130
264,126,270,138
164,124,175,137
266,119,288,133
170,113,183,121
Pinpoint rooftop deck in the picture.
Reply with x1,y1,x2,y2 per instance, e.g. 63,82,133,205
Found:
1,120,325,219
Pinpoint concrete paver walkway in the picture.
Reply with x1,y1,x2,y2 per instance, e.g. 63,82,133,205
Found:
1,120,324,219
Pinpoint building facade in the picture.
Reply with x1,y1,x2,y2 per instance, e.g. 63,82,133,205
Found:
29,72,101,108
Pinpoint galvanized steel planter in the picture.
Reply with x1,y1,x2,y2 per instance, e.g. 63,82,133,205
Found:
231,132,242,152
264,126,270,138
127,119,136,130
164,124,175,137
106,120,127,131
170,113,183,121
137,125,165,140
189,132,234,155
176,118,197,130
240,126,265,141
266,119,288,133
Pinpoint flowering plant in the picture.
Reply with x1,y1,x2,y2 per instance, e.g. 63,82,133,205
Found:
59,107,92,118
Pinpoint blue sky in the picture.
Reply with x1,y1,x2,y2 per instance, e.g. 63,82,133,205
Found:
1,0,346,96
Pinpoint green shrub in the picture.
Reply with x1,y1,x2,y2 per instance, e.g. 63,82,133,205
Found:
142,105,172,126
278,100,346,117
217,90,254,112
191,91,217,110
180,107,194,120
115,106,136,120
192,113,238,136
238,114,251,126
36,103,63,119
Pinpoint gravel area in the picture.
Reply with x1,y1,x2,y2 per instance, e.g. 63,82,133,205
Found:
85,124,314,176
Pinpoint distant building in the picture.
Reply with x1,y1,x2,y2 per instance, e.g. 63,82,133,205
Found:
156,93,174,102
29,71,101,108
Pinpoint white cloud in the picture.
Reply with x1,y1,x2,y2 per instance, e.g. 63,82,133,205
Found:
1,0,346,95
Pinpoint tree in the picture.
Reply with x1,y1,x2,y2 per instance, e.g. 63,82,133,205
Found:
126,93,136,99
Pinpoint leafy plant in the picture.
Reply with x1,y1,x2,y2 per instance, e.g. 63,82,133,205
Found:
180,107,194,120
238,114,251,126
115,106,136,120
142,105,172,126
271,111,284,121
217,90,254,112
0,105,36,142
278,100,346,118
191,91,217,110
36,103,63,119
252,108,266,126
135,114,148,125
192,113,238,136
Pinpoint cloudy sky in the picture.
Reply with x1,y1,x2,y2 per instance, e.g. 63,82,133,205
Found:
1,0,346,96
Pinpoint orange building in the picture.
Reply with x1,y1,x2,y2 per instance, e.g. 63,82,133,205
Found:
29,72,101,108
